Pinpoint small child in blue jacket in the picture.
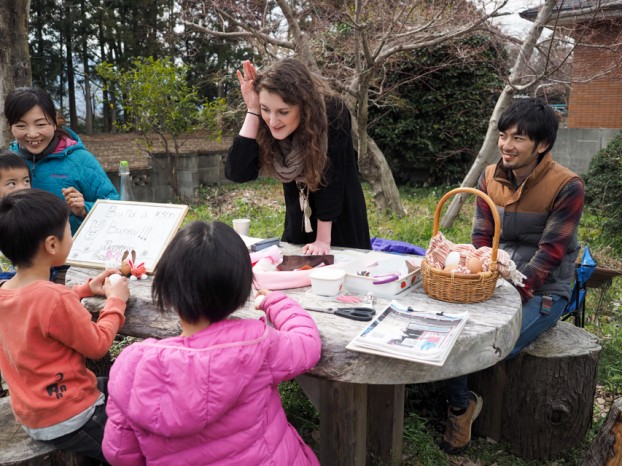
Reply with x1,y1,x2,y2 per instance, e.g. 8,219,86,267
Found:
0,150,31,279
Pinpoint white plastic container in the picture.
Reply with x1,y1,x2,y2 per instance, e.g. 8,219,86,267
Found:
309,267,346,297
338,252,423,298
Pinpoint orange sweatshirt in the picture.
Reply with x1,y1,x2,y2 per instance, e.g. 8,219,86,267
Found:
0,280,125,428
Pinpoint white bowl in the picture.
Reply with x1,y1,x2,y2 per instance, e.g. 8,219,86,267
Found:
309,267,346,297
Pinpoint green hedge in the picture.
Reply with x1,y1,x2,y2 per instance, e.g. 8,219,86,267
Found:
584,132,622,248
368,35,506,186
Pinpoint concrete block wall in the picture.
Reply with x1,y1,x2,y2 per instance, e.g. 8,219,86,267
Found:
106,150,228,203
104,129,621,203
198,150,224,186
553,127,621,175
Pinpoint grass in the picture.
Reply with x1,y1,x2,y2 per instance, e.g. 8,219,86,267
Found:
182,178,622,465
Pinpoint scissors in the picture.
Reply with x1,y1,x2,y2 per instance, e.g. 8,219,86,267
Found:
304,307,376,321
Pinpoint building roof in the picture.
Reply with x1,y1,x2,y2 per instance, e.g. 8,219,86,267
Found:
519,0,622,24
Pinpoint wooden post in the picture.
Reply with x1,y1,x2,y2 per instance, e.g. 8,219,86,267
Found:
319,380,367,466
298,376,406,465
582,398,622,466
471,322,601,461
366,384,405,465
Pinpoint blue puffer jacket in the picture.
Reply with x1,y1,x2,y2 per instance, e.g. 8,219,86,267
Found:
9,129,119,234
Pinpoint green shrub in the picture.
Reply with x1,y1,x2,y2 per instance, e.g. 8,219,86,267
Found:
584,132,622,248
96,57,225,198
368,35,506,186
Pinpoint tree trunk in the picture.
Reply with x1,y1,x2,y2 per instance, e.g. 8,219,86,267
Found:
351,35,405,216
275,0,404,215
80,0,93,135
440,0,558,228
83,72,93,135
438,90,514,227
582,397,622,466
63,1,78,132
97,14,112,133
81,40,93,134
351,116,404,215
471,322,601,461
0,0,31,147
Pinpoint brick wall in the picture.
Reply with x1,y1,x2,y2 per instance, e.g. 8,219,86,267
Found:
568,81,622,128
567,19,622,128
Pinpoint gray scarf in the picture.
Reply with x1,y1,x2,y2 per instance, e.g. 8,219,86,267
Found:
274,137,313,233
273,136,305,183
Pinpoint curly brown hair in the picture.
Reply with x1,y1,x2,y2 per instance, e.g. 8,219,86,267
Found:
253,58,330,192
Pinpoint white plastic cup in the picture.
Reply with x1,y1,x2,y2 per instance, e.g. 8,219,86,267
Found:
232,218,250,236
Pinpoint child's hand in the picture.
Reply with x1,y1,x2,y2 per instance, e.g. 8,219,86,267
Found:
89,269,119,296
254,289,272,310
90,269,130,302
103,274,130,302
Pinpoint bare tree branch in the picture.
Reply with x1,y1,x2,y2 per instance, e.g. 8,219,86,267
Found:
440,0,558,227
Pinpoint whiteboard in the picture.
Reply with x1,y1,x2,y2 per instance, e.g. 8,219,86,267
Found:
67,200,188,273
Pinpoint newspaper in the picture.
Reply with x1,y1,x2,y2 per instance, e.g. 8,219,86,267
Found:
346,301,469,366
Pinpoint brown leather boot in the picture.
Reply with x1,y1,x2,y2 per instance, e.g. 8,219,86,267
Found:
441,391,483,454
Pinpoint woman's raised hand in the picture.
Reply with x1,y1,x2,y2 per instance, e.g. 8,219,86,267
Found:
236,60,260,113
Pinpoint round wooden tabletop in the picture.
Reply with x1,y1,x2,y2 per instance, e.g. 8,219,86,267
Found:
67,247,521,385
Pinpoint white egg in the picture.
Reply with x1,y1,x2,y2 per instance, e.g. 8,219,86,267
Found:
254,294,265,309
108,273,123,285
444,251,461,267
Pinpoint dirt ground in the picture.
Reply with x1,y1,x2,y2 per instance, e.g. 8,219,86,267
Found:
79,131,232,172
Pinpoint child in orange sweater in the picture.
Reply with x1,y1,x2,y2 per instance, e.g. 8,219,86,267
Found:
0,189,129,462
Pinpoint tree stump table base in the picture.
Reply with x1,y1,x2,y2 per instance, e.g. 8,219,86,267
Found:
582,397,622,466
470,321,601,461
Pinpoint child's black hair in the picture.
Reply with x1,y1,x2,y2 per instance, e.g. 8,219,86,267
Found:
0,150,30,174
498,98,559,158
0,189,69,267
152,221,253,324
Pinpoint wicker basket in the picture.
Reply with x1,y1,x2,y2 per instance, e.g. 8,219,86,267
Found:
421,187,500,303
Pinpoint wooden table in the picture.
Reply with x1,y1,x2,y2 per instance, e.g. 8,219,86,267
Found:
67,245,521,466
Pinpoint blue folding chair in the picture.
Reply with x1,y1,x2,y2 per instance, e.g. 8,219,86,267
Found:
561,245,597,327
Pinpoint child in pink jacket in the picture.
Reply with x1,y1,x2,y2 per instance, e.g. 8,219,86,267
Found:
103,220,322,465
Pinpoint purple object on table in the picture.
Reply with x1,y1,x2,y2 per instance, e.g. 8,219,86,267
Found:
371,274,400,284
370,237,426,256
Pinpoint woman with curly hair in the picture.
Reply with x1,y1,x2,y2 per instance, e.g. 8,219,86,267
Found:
226,58,371,255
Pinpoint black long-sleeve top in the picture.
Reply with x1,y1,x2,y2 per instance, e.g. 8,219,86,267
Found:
225,97,371,249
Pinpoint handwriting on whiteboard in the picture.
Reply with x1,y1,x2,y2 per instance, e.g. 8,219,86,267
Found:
68,200,188,273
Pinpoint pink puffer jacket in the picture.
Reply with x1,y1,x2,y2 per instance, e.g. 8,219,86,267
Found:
103,292,321,466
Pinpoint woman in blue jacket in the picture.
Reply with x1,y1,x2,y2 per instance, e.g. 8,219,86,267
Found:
4,87,119,235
